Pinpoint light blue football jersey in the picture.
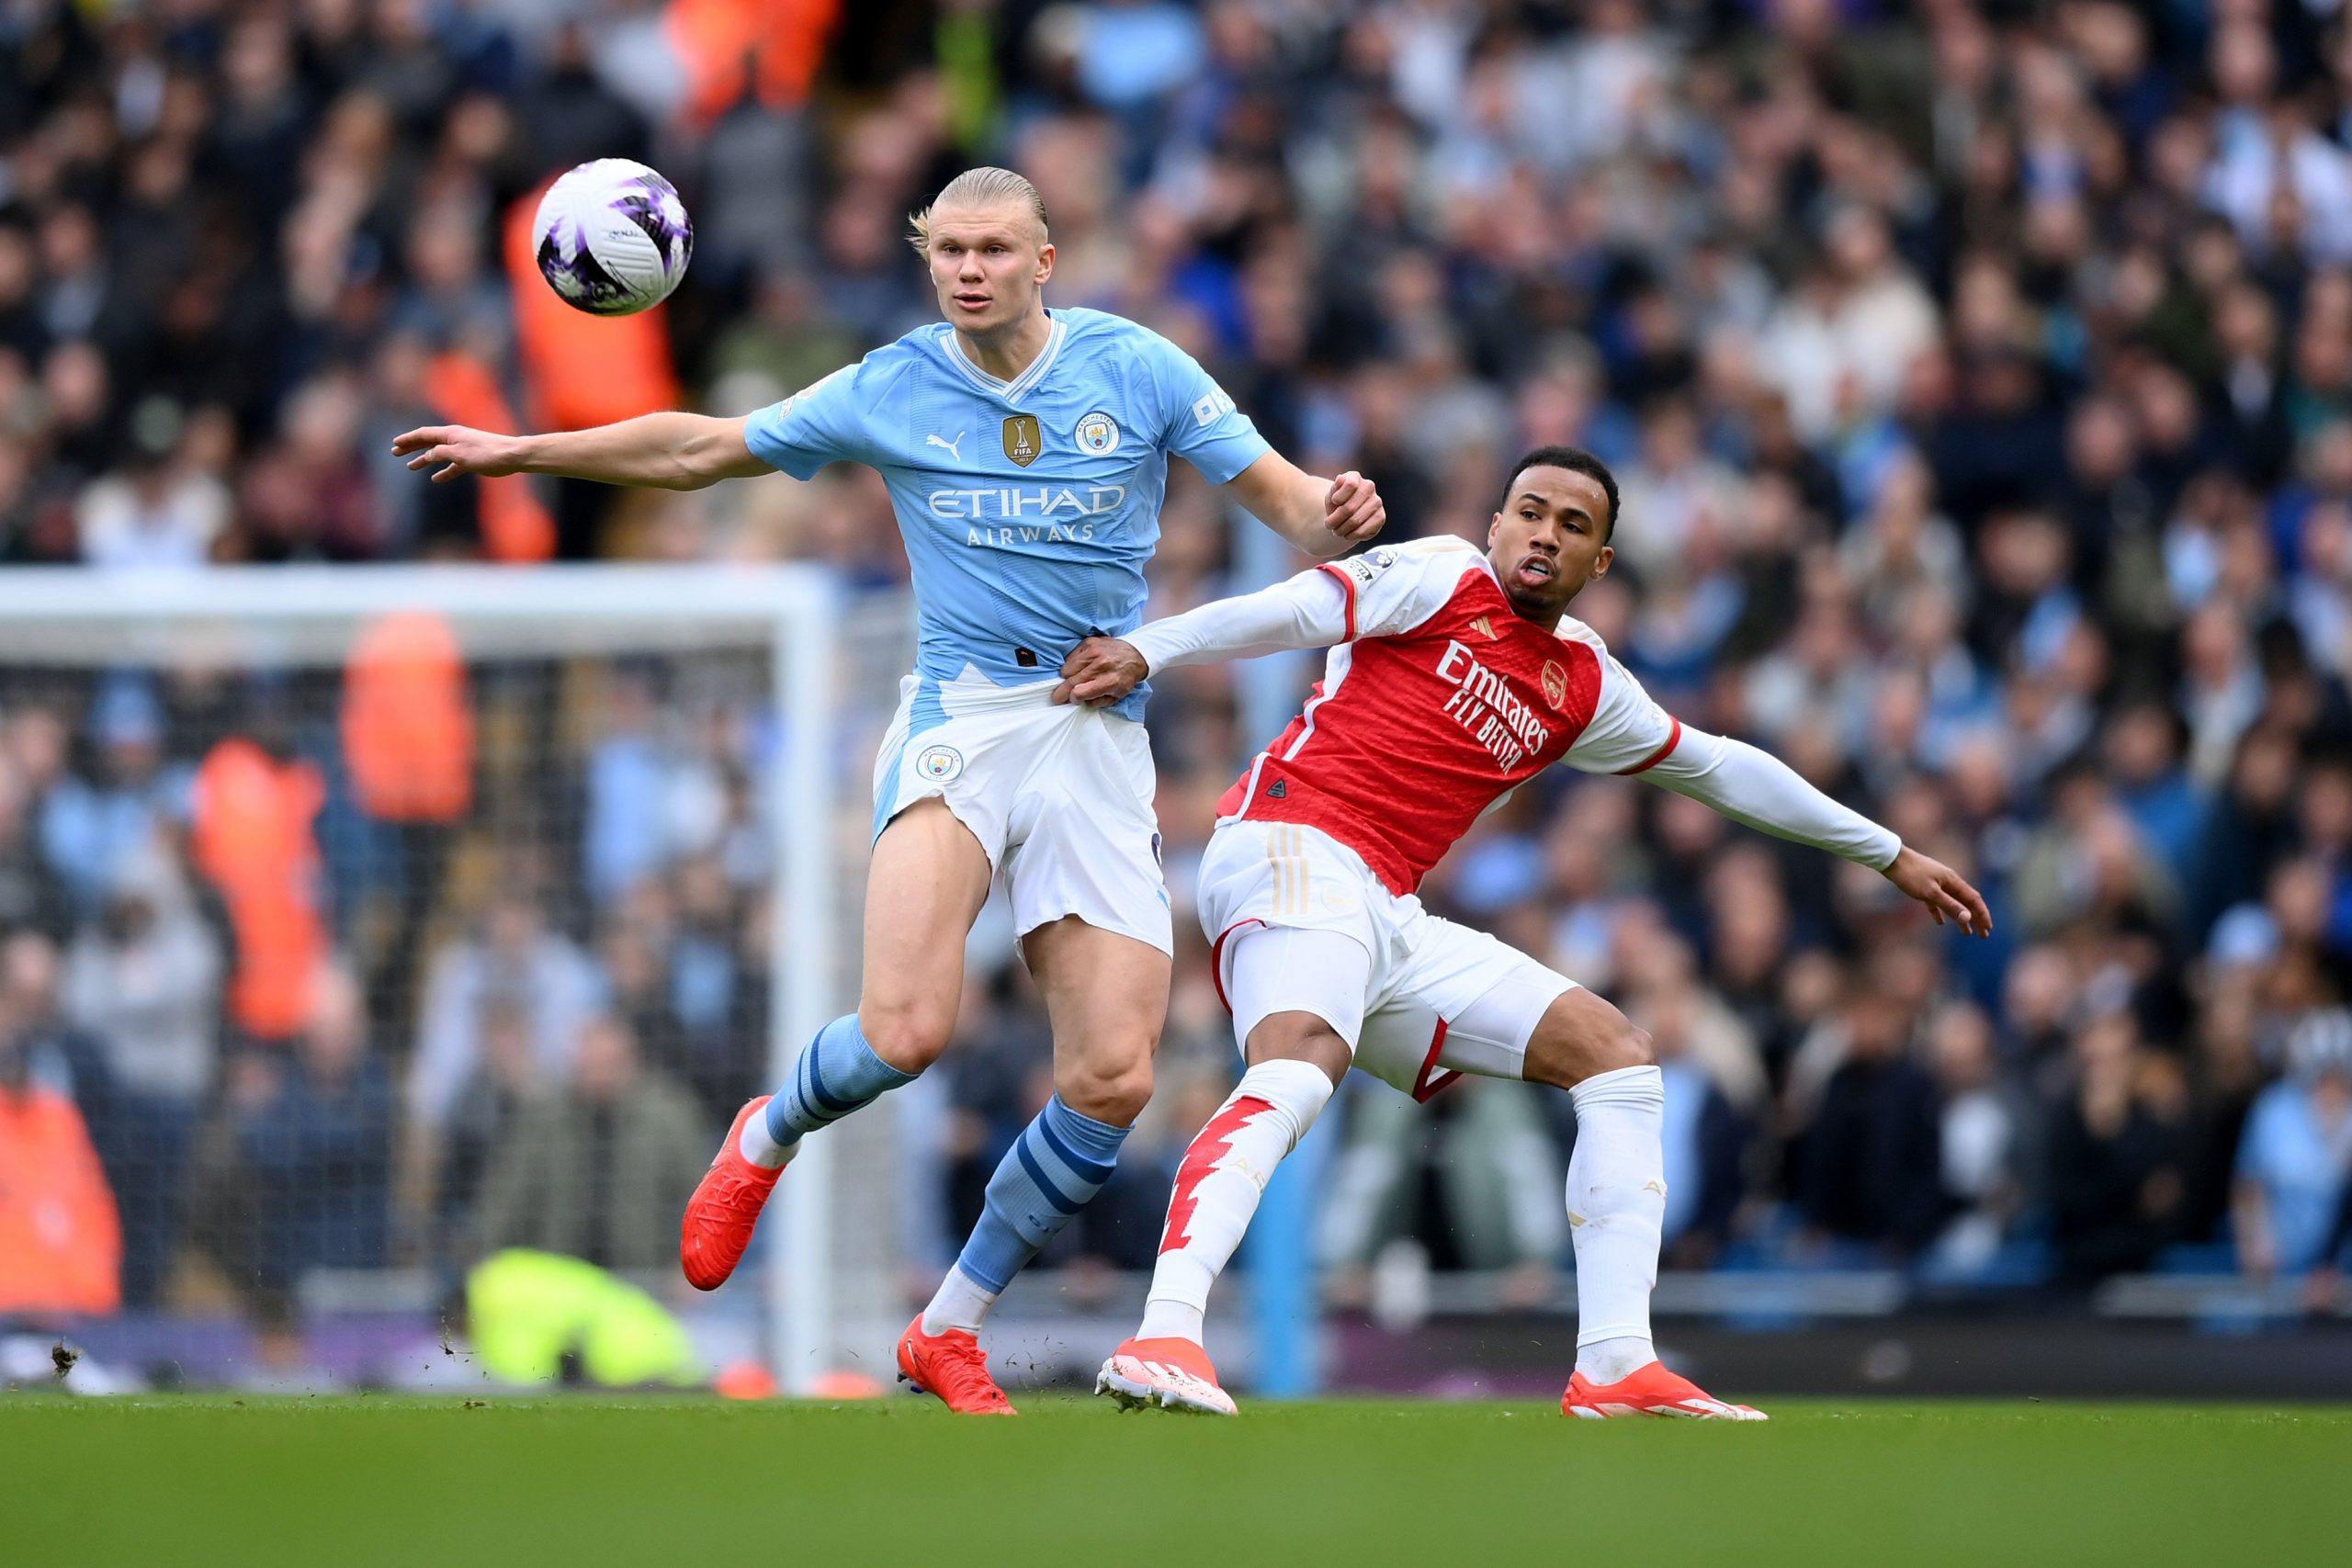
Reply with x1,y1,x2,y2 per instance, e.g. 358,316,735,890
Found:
742,307,1271,721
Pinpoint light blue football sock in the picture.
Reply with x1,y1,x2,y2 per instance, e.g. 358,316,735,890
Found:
951,1094,1130,1297
754,1015,915,1158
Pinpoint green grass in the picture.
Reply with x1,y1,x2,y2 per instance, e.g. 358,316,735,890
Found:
3,1395,2348,1567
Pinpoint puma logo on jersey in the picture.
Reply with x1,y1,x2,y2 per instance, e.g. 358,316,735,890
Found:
925,432,967,463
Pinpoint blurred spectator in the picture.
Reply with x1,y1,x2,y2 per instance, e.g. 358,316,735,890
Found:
2048,1012,2192,1284
2194,724,2304,933
1317,1078,1566,1297
0,994,120,1317
228,967,394,1308
0,750,68,938
407,890,603,1136
662,853,761,1118
341,611,472,1040
582,662,720,907
467,1015,707,1272
1926,1000,2032,1278
40,675,190,917
2233,1009,2352,1279
73,400,231,568
1797,987,1943,1258
1,929,117,1210
420,997,543,1260
60,844,221,1306
190,722,328,1043
1634,980,1749,1268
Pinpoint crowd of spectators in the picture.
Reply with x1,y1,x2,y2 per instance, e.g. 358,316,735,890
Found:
8,0,2352,1331
0,650,775,1328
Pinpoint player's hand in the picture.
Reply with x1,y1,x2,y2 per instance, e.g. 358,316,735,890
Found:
392,424,525,482
1882,845,1993,937
1325,469,1384,545
1055,637,1148,706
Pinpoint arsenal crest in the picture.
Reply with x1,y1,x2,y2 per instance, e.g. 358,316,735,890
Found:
1541,660,1568,710
1002,414,1042,467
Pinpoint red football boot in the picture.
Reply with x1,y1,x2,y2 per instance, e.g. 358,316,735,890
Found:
896,1316,1016,1415
1095,1336,1238,1416
1563,1359,1767,1420
679,1097,784,1291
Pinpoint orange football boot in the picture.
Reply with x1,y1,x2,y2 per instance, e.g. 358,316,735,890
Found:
1095,1336,1238,1416
1563,1359,1767,1420
896,1316,1016,1415
679,1097,784,1291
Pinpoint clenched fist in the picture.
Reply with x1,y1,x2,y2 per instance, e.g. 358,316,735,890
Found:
1326,469,1385,545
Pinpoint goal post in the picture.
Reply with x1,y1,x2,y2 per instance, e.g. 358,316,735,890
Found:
0,564,862,1394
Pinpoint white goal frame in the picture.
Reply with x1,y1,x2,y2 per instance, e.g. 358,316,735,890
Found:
0,564,849,1393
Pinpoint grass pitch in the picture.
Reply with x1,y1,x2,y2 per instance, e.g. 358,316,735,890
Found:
3,1395,2346,1567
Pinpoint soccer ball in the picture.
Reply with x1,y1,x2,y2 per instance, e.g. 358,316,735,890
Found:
531,159,694,316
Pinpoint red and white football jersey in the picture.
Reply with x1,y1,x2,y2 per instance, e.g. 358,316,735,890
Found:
1215,536,1682,896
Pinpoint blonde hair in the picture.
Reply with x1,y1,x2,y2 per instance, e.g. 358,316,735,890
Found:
907,166,1050,252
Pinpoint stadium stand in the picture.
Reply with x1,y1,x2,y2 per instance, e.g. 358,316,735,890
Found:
4,0,2352,1388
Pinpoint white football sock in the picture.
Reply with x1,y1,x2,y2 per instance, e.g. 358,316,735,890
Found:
1136,1059,1333,1345
1566,1064,1666,1383
1577,1335,1657,1385
738,1112,797,1170
920,1262,999,1337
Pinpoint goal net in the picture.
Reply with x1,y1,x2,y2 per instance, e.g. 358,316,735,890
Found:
0,564,912,1394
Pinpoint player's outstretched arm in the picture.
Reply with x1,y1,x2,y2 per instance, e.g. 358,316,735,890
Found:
392,412,770,491
1221,452,1385,559
1054,570,1350,705
1631,728,1993,937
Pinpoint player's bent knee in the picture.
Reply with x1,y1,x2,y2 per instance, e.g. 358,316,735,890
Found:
1524,994,1656,1089
1608,1023,1657,1075
1552,1020,1654,1085
1058,1058,1154,1125
1243,1010,1353,1083
857,1005,954,1077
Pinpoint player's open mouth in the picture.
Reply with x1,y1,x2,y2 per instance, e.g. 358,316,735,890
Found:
954,293,991,310
1515,555,1556,586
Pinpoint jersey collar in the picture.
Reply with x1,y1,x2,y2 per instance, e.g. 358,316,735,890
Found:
939,311,1067,407
1468,552,1586,643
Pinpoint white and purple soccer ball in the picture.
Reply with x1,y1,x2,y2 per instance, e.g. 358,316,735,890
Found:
531,159,694,316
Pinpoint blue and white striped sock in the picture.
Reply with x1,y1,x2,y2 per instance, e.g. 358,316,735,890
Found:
739,1014,916,1168
922,1094,1130,1334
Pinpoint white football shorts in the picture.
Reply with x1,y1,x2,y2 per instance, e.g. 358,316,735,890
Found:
1194,818,1577,1099
874,671,1171,955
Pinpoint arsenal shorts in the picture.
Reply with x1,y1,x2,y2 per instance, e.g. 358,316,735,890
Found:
1193,818,1577,1098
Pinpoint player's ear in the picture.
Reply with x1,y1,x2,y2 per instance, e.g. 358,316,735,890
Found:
1590,542,1613,581
1035,240,1055,286
1487,512,1503,549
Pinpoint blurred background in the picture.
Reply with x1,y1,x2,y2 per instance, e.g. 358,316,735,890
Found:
6,0,2352,1401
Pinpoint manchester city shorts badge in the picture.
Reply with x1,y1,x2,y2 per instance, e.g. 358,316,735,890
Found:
1076,411,1121,455
917,745,965,783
